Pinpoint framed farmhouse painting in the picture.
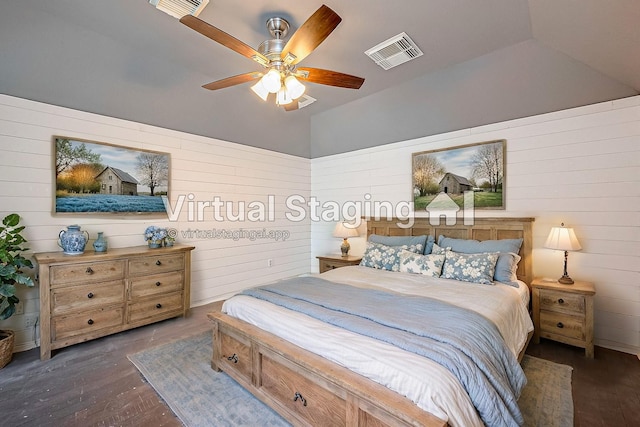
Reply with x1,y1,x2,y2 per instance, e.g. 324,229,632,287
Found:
53,136,170,215
412,139,506,211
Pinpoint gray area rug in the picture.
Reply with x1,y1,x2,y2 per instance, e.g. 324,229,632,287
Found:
128,332,573,427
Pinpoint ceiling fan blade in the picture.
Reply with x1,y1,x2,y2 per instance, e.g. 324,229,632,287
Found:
202,72,263,91
283,102,299,111
297,67,365,89
180,15,269,66
280,5,342,65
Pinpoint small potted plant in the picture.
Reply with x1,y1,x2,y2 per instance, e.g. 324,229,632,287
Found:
164,235,175,247
144,226,167,248
0,213,35,368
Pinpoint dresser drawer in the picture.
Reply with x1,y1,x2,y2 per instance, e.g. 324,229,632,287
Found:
50,260,126,286
539,311,584,341
128,292,183,323
129,254,184,276
51,280,125,315
218,328,252,383
129,271,183,299
260,351,346,426
53,306,124,340
539,289,585,315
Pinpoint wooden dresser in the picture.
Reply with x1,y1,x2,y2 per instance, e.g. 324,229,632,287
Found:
35,244,195,360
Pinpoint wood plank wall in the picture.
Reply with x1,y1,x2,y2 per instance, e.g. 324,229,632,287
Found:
0,95,311,352
310,96,640,355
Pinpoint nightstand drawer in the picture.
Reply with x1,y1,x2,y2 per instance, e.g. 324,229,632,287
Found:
539,289,585,315
320,260,348,272
317,255,362,273
540,311,584,340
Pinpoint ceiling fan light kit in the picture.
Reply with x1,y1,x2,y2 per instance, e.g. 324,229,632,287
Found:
179,4,365,111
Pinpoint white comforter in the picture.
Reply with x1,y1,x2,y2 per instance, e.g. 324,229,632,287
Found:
223,266,534,427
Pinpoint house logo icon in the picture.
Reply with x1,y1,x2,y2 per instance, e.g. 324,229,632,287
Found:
425,191,475,225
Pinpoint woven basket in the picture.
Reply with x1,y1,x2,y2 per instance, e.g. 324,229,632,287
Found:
0,330,15,369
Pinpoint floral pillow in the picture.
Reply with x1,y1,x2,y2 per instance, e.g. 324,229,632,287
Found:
359,242,423,272
441,251,499,285
431,243,450,255
399,250,445,277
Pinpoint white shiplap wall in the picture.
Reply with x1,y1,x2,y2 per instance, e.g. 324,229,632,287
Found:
311,96,640,355
0,95,311,352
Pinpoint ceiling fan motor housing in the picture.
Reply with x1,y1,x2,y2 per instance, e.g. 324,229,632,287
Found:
258,39,286,63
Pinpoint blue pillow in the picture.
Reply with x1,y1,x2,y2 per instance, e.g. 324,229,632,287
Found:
369,234,434,255
424,235,435,255
437,236,523,285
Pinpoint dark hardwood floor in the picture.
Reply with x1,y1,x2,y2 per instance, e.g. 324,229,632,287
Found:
525,339,640,426
1,301,638,427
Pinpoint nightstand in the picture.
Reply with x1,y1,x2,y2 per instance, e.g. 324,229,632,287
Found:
531,278,596,358
317,254,362,273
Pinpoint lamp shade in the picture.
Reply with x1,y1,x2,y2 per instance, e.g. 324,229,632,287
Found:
250,80,269,101
544,226,582,251
284,75,305,100
333,222,359,239
261,69,282,93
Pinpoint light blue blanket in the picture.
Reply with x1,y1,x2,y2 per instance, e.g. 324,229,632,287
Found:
241,276,526,427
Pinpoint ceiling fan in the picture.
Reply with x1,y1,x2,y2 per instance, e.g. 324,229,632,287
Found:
180,4,365,111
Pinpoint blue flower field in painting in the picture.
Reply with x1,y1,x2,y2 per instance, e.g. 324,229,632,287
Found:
56,194,165,213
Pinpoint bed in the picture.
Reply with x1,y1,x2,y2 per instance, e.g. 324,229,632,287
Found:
208,217,535,427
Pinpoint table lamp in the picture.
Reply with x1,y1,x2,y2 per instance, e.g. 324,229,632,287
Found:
544,223,582,284
333,222,359,257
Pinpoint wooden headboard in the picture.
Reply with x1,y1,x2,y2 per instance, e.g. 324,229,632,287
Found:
366,217,535,288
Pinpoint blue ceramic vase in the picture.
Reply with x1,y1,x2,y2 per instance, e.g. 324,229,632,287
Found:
58,225,89,255
93,231,108,253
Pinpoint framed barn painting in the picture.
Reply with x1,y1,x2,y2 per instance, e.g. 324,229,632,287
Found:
412,140,506,211
53,136,170,215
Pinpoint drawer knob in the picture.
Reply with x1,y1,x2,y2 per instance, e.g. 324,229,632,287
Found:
87,319,94,325
86,267,94,275
227,353,238,363
87,292,94,299
556,322,564,329
293,392,307,407
156,303,162,309
155,260,162,266
155,281,161,287
558,298,565,304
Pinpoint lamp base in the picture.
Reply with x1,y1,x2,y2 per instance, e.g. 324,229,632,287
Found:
557,275,574,285
340,238,350,257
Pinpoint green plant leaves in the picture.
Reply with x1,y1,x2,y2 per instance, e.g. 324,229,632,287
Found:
0,213,34,321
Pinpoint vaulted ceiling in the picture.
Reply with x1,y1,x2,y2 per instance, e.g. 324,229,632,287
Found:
1,1,638,158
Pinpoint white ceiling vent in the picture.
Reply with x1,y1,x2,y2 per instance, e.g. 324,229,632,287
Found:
365,32,423,70
149,0,209,19
298,95,317,109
